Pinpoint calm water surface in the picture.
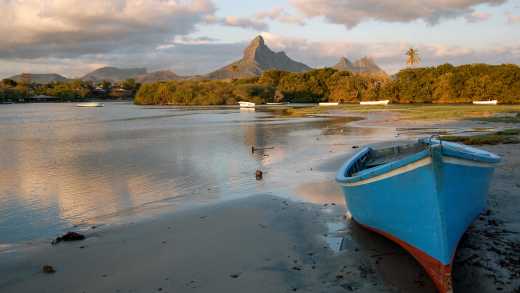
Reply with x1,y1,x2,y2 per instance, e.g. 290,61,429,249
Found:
0,102,393,244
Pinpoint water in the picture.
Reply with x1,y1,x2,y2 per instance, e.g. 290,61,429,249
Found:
0,102,393,245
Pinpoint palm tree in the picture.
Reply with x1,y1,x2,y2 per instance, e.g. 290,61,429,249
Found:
406,48,421,67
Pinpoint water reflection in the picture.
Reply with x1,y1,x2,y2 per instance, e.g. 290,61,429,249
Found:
0,103,394,244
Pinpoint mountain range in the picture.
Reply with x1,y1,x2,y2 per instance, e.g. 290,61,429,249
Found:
8,73,68,84
333,57,386,75
81,67,148,82
6,36,386,83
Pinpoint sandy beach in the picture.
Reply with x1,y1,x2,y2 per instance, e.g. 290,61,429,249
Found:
1,109,519,293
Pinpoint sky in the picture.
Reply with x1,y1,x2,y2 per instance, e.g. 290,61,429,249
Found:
0,0,519,78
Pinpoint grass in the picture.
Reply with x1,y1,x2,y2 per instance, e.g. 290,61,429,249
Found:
273,104,520,121
442,129,520,145
471,112,520,123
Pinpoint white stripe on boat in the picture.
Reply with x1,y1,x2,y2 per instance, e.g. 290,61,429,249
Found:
341,155,497,187
341,157,432,187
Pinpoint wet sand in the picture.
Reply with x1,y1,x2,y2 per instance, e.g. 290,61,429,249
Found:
1,112,519,293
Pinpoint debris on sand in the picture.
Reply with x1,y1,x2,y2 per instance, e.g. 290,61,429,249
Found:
42,265,56,274
256,170,263,180
252,146,274,154
52,232,85,245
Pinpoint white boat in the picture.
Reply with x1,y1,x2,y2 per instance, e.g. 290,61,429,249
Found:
473,100,497,105
360,100,390,106
238,101,255,108
319,102,339,106
76,102,104,107
266,102,284,105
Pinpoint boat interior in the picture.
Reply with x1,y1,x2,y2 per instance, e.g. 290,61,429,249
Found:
348,142,429,177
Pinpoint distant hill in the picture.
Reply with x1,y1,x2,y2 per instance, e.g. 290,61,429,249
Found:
7,73,67,84
206,35,311,79
333,57,356,72
135,70,184,83
81,67,147,82
333,56,386,75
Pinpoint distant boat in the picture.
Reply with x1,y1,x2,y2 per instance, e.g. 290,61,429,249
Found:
319,102,339,106
336,138,500,293
266,102,285,105
238,101,255,108
360,100,389,105
76,102,104,107
473,100,497,105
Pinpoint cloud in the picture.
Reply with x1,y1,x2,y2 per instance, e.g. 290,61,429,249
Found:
205,15,268,30
0,0,216,59
465,11,491,22
289,0,506,28
506,13,520,24
204,7,306,31
0,41,247,78
260,33,520,74
255,7,306,25
2,34,519,78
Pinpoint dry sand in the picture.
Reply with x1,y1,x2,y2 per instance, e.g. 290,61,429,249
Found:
1,115,518,293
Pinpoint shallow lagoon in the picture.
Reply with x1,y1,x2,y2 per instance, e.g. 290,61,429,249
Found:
0,102,393,244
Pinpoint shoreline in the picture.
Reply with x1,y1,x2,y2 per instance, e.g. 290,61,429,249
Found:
1,109,519,292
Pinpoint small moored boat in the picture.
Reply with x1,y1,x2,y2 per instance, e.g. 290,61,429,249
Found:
336,138,500,293
473,100,497,105
360,100,389,106
319,102,339,106
238,101,255,108
76,102,104,107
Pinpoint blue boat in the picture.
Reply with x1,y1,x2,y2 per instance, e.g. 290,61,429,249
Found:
335,138,500,292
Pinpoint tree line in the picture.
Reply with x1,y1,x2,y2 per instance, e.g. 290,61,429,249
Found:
0,78,140,103
135,63,520,105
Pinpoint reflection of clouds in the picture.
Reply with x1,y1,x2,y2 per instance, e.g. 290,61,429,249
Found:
1,105,393,243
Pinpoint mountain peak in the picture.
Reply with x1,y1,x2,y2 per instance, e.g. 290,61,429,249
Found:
81,67,147,82
252,35,265,46
207,35,311,79
243,35,269,61
333,57,355,71
353,56,384,74
354,56,375,66
333,56,385,75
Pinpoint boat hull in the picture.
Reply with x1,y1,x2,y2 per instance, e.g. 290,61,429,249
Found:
473,100,497,105
238,101,255,108
336,142,499,292
76,102,104,107
319,102,339,106
360,100,389,105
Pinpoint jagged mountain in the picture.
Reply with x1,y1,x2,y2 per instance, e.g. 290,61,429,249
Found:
353,57,386,74
333,56,386,75
8,73,67,84
135,70,184,83
333,57,356,72
206,35,311,79
81,67,147,82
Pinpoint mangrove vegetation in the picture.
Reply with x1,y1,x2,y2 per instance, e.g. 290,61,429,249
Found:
134,63,520,105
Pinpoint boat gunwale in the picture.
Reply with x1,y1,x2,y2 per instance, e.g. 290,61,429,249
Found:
336,140,500,185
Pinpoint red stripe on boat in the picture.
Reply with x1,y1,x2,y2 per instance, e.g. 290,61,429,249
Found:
356,221,453,293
